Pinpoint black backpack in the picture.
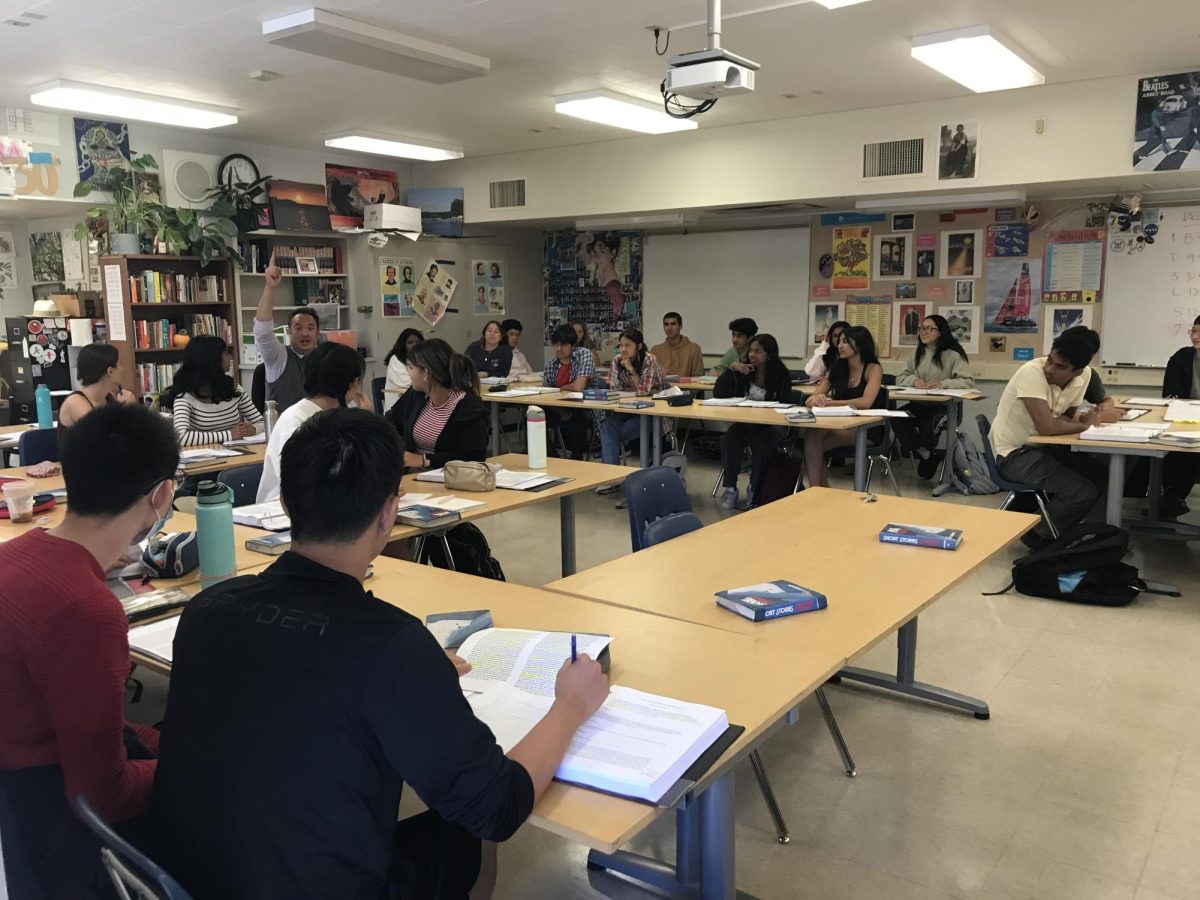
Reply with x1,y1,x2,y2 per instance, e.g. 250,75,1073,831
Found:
987,523,1149,607
422,523,506,581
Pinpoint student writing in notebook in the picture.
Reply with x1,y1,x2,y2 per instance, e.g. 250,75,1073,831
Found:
0,405,179,898
803,325,885,489
152,409,610,900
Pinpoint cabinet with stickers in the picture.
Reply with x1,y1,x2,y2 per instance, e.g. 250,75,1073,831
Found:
3,314,89,424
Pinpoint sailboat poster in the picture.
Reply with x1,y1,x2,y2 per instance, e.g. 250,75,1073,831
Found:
984,258,1042,334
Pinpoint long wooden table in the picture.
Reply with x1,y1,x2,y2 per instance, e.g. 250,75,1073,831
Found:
480,390,883,491
547,487,1037,719
0,442,266,477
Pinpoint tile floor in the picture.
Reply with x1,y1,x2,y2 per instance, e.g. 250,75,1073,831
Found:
129,454,1200,899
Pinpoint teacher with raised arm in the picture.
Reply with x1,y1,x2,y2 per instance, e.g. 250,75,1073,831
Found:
255,253,322,413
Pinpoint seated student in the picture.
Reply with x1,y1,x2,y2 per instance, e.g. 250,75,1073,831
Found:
992,328,1107,548
802,325,885,488
257,342,365,503
502,318,534,377
465,320,514,378
542,324,597,460
596,328,668,485
1053,327,1121,425
714,333,797,509
1158,314,1200,516
713,317,758,375
571,320,601,369
892,314,976,479
0,405,178,899
152,408,610,900
163,335,263,446
650,311,705,377
383,327,424,413
387,338,488,471
802,320,850,381
56,342,137,455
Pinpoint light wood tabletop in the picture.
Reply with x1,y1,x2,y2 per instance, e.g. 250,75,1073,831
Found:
1028,403,1200,452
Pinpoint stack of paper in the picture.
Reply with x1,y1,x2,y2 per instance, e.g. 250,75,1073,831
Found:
1080,424,1167,443
489,389,540,398
1165,400,1200,424
1156,431,1200,447
700,397,742,407
398,494,485,512
1122,396,1169,407
128,616,180,666
890,387,976,398
480,376,515,385
232,499,291,530
179,448,243,466
223,434,266,447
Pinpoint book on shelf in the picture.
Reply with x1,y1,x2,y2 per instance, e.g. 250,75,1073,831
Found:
240,240,342,276
714,579,828,621
878,523,963,550
133,315,231,350
128,271,224,304
136,362,182,395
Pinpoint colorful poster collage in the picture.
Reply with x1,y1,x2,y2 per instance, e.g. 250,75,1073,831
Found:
379,257,416,319
471,259,506,315
543,230,643,348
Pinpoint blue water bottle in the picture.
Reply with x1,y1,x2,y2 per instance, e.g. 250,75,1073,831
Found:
35,384,53,429
195,480,237,588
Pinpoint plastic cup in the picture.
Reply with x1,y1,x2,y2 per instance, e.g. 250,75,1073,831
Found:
2,481,37,523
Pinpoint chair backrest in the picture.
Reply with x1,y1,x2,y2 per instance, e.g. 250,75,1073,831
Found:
17,428,57,465
643,511,703,548
250,364,266,415
217,463,264,507
74,796,193,900
975,413,1026,492
371,376,387,414
624,466,692,552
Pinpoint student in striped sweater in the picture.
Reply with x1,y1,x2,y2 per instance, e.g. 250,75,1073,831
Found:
162,336,263,447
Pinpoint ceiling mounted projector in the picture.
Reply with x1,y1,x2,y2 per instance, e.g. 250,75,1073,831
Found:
661,1,759,120
262,9,490,84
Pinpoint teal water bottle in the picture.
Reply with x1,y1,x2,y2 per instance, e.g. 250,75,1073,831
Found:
195,480,237,588
35,384,53,429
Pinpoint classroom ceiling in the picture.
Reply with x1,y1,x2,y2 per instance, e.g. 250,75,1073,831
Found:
1,0,1198,162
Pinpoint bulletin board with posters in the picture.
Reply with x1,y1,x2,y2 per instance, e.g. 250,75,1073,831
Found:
542,230,643,357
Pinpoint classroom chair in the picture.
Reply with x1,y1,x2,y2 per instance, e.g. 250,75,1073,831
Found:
371,376,386,414
74,796,193,900
628,467,858,844
17,428,57,466
976,414,1059,538
250,364,266,415
828,385,900,496
217,463,264,508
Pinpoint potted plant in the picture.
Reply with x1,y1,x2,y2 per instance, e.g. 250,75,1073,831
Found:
203,174,273,235
73,153,159,254
151,205,244,267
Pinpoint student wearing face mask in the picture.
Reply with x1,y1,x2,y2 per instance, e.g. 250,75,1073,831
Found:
0,404,179,899
257,342,366,503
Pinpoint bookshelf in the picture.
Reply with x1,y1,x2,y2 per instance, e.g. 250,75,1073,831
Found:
100,254,238,400
234,230,352,371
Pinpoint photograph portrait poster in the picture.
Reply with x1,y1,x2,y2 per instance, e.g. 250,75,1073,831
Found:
543,229,643,343
380,257,416,318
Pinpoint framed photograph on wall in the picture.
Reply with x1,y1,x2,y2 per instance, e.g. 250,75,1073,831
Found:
891,213,915,231
809,301,844,345
939,305,980,355
872,232,912,280
940,229,982,279
892,300,930,350
916,249,936,277
1043,304,1093,353
938,121,979,180
954,279,974,304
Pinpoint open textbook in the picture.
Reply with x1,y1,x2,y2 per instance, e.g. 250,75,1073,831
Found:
128,616,180,666
458,627,729,804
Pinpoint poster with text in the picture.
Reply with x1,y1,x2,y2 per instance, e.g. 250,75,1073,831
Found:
984,259,1041,334
939,305,980,355
832,227,871,290
73,118,130,191
1043,304,1093,353
986,223,1029,257
892,301,929,349
411,259,457,327
380,257,417,318
1133,70,1200,172
846,295,892,357
472,259,506,315
326,163,400,229
1043,228,1106,302
809,302,844,345
543,230,643,344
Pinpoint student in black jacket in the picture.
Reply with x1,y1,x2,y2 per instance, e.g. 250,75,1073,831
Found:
714,333,799,510
387,338,489,471
464,320,513,378
1158,314,1200,516
152,409,610,900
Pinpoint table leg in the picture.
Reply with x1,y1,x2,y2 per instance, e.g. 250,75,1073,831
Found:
1105,453,1126,527
1131,456,1200,540
640,415,650,468
675,803,700,886
489,403,501,457
930,400,959,498
853,426,868,492
698,772,736,900
653,416,663,466
1148,455,1163,521
559,494,577,577
836,618,990,719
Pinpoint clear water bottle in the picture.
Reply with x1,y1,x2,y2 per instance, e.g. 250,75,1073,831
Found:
526,405,546,469
35,384,53,429
264,400,278,441
195,480,237,589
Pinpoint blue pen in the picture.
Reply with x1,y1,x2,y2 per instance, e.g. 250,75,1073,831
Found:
570,634,577,663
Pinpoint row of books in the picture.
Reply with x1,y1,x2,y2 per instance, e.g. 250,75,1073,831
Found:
129,271,225,305
240,240,343,275
134,315,233,350
136,362,181,396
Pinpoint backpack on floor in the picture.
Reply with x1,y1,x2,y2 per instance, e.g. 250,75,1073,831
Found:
754,450,804,507
988,523,1143,607
948,431,1000,496
422,523,506,581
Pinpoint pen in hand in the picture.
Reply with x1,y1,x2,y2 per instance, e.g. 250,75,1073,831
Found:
571,634,577,664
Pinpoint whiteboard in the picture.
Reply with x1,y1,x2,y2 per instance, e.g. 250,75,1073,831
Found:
643,228,810,359
1103,206,1200,367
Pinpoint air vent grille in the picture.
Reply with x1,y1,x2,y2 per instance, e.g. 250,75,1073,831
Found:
862,138,924,179
489,179,526,209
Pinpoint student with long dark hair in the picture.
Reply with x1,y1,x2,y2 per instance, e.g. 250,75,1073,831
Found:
383,327,423,411
465,320,513,378
163,336,263,447
57,343,137,455
596,328,667,479
893,314,975,479
803,325,885,488
715,333,797,509
802,320,850,381
387,338,488,471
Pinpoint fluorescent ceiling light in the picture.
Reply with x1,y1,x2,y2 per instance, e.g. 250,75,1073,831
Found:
911,26,1044,93
30,80,237,128
555,90,697,134
814,0,871,8
576,212,700,229
325,134,463,162
856,190,1026,211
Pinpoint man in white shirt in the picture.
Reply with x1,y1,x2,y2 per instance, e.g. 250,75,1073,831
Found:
992,328,1107,549
254,254,321,413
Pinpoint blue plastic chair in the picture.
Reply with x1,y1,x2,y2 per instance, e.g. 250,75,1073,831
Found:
18,428,58,465
74,795,193,900
371,375,387,414
217,463,264,507
976,414,1059,538
642,510,703,547
624,466,692,552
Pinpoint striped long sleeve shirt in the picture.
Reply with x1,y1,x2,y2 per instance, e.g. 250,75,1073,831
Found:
171,388,264,447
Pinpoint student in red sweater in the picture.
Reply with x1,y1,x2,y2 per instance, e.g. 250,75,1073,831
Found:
0,403,179,898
